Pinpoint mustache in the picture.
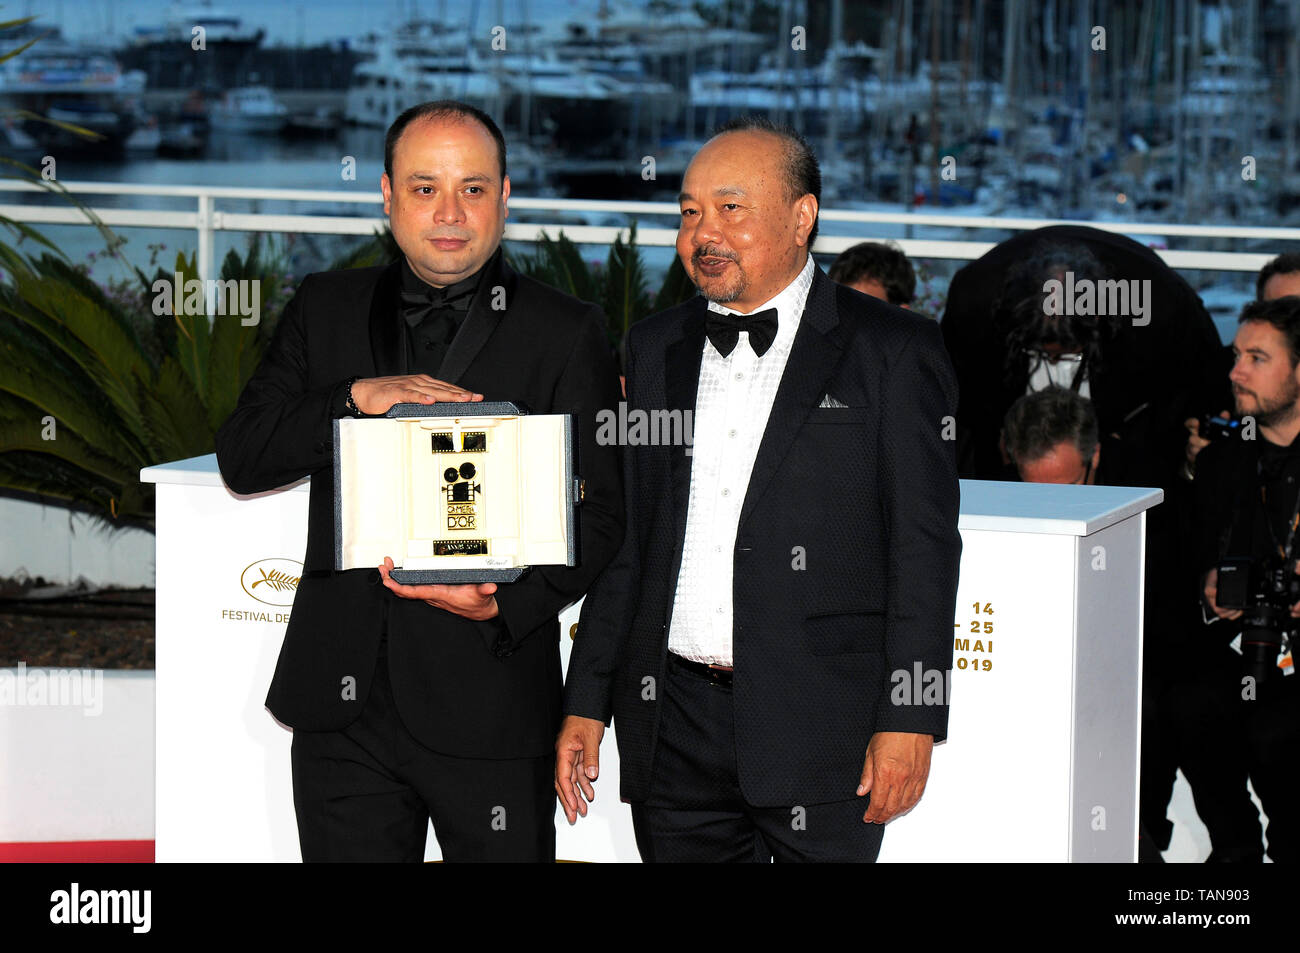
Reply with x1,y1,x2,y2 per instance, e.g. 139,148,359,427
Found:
692,246,737,265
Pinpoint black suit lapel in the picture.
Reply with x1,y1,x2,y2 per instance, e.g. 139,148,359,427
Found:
437,252,516,385
739,267,846,529
367,260,407,376
665,301,708,554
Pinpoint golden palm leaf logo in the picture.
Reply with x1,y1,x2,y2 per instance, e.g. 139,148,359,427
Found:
240,558,305,607
250,568,300,592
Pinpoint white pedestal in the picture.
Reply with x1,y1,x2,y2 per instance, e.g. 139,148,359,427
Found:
143,457,1157,862
877,481,1158,862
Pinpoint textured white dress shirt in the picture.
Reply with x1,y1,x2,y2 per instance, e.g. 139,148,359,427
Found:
667,254,816,666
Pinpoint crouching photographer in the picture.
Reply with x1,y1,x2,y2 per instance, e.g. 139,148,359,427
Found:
1197,296,1300,862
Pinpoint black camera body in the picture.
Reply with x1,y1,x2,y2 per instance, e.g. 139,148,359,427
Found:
1200,414,1245,441
1215,555,1297,687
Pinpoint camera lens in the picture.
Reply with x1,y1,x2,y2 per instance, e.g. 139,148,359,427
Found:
459,462,476,480
443,467,459,483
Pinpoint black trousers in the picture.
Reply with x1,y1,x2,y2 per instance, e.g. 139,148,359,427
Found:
1140,660,1263,862
631,655,885,863
290,636,555,862
1243,673,1300,863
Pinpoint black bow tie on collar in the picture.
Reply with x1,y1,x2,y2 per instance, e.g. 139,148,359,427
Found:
705,307,778,358
400,284,477,328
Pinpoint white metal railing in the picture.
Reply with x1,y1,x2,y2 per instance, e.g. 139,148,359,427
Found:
0,180,1292,280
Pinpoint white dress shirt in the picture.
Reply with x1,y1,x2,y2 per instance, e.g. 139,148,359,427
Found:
667,254,816,666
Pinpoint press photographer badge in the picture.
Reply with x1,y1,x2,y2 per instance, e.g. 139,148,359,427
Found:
432,430,489,557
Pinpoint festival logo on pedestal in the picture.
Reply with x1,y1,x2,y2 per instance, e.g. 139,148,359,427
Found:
239,558,302,607
219,558,304,622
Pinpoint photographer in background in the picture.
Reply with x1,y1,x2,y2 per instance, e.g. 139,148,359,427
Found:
1185,251,1300,470
1197,295,1300,862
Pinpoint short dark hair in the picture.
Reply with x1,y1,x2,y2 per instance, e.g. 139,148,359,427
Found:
711,115,821,247
1238,295,1300,369
1255,252,1300,300
1002,386,1100,469
828,241,916,305
384,100,507,183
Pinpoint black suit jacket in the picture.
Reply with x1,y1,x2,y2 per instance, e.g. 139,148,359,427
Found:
1193,431,1300,578
563,265,963,806
214,253,624,759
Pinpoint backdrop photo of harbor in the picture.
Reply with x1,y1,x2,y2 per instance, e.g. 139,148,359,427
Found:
3,0,1298,308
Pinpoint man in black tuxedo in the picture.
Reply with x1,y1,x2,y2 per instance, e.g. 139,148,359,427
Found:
555,118,962,862
214,101,623,862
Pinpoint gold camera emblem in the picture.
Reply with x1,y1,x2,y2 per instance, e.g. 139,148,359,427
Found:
444,462,480,529
432,431,488,556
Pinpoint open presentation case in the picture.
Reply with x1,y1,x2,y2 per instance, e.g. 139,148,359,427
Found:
334,401,579,584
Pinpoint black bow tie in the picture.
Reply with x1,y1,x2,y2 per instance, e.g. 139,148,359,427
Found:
400,285,477,328
705,307,778,357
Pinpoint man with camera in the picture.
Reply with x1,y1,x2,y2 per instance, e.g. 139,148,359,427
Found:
1198,295,1300,862
1185,250,1300,465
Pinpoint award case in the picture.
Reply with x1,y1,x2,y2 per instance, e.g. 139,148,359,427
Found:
334,401,579,583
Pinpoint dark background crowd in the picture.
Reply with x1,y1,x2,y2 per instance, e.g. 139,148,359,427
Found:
832,230,1300,862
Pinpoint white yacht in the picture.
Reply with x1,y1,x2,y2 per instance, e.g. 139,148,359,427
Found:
209,86,289,134
343,22,502,128
690,49,884,135
0,26,140,156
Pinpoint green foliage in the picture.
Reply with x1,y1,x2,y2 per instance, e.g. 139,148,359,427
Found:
0,236,289,529
510,230,599,303
509,222,696,364
327,228,402,271
652,255,695,315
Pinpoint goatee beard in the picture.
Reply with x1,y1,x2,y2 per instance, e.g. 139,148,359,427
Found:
1245,378,1300,429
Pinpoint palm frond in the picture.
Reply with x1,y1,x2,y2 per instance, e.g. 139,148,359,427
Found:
328,228,400,270
602,221,650,351
652,254,697,313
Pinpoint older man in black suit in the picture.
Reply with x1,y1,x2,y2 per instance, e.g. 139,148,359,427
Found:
214,101,624,862
556,117,962,862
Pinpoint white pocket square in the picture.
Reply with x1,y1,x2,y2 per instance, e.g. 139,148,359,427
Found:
818,394,849,408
